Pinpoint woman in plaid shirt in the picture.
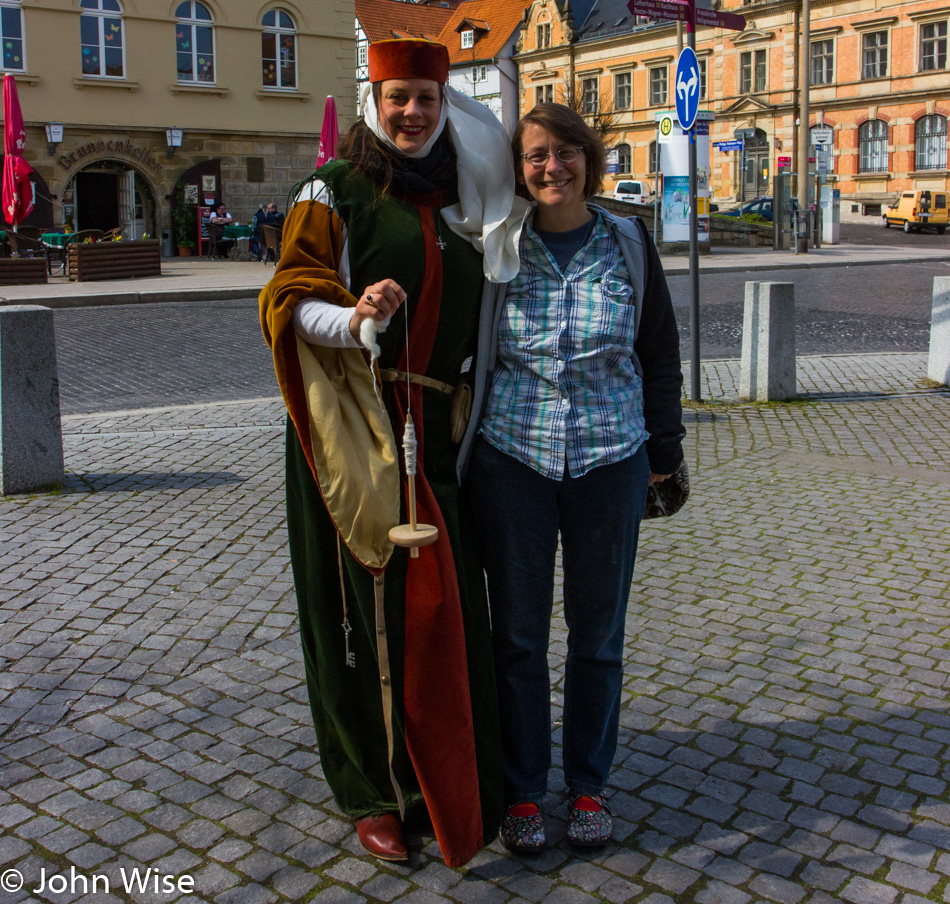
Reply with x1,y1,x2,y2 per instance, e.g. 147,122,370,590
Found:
464,104,684,853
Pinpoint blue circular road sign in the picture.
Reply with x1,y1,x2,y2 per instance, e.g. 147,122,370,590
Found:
675,46,700,132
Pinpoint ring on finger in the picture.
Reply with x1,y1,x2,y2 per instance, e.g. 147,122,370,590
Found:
365,293,379,310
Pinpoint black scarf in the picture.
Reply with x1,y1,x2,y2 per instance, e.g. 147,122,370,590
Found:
389,133,457,196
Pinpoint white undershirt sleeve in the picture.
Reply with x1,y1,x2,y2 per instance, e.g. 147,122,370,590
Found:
292,300,361,348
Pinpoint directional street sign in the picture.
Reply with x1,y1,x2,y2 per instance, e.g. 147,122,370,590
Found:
627,0,746,30
812,127,834,145
675,46,701,132
694,6,746,30
629,0,688,21
714,139,744,152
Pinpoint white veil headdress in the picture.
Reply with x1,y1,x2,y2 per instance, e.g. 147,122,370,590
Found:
361,82,528,283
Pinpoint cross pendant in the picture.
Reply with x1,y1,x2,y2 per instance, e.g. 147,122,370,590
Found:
436,237,447,251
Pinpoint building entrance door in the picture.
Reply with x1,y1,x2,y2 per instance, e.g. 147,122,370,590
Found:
735,127,770,201
67,162,154,236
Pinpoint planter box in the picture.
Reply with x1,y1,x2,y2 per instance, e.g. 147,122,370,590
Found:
68,239,162,282
0,257,48,285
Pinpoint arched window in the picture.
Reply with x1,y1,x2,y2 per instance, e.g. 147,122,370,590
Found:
80,0,123,78
176,1,214,84
262,9,296,89
858,119,888,173
0,0,24,71
915,114,947,171
616,143,631,174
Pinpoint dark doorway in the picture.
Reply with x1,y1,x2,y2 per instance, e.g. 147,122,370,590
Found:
76,172,119,230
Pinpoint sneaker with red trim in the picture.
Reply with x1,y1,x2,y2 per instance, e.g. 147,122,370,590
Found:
500,801,545,853
567,792,612,847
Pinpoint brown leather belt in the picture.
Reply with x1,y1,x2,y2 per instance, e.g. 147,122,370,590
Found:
379,368,455,396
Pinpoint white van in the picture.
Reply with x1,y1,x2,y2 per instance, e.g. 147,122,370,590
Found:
612,180,653,205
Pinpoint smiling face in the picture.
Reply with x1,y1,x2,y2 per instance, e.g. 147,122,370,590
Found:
518,123,589,229
378,78,442,155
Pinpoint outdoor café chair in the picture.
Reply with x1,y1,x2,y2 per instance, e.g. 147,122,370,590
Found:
261,224,282,266
7,232,53,273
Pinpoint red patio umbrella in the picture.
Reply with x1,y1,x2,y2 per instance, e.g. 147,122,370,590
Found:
315,95,339,169
3,74,34,229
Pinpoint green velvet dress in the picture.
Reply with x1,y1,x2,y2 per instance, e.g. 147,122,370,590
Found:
266,159,502,866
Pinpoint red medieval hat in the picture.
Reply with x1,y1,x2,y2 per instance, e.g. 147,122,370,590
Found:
368,39,449,84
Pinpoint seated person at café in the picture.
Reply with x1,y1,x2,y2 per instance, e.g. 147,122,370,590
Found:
250,202,284,260
206,203,234,257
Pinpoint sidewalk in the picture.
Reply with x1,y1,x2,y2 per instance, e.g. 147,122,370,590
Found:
2,347,950,903
1,239,948,307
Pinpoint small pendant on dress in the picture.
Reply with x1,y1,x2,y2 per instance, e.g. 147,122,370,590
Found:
342,616,356,668
436,236,447,251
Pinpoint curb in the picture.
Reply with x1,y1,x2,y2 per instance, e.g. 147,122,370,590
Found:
2,287,264,309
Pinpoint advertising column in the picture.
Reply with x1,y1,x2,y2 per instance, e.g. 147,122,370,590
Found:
655,111,711,244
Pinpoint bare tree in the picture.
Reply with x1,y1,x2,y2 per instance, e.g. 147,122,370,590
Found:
557,77,619,142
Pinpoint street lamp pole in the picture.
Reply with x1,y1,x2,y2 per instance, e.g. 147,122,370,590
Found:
796,0,810,253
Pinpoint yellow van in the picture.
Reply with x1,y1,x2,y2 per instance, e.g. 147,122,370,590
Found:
883,190,948,234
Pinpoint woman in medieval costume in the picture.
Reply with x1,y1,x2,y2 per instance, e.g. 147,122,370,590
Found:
259,39,525,867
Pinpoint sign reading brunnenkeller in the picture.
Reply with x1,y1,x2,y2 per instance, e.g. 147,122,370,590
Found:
656,113,711,243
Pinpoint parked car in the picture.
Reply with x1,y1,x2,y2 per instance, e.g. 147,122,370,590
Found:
718,196,775,220
882,190,948,234
717,196,798,222
612,180,653,205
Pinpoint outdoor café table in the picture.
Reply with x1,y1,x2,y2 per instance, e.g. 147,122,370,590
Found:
223,224,253,259
40,232,69,273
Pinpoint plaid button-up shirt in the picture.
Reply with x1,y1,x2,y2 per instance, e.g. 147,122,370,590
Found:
480,211,647,480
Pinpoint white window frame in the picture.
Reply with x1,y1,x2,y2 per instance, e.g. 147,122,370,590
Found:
649,66,667,106
262,8,297,90
461,29,474,49
0,0,25,73
357,43,367,68
616,143,631,174
861,31,888,79
581,76,598,114
915,114,948,171
175,0,215,85
740,48,766,93
536,22,550,48
810,38,834,86
698,57,707,99
859,119,888,173
920,20,948,71
535,83,553,106
79,0,124,79
614,71,631,110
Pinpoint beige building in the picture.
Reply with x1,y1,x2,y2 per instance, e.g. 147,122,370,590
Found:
3,0,355,248
515,0,950,213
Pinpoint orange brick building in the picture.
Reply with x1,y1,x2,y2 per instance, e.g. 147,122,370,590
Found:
514,0,950,214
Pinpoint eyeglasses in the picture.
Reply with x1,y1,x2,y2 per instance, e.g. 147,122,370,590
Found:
522,146,584,167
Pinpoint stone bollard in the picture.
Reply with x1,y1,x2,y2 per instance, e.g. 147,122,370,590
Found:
0,305,65,495
928,277,950,386
739,281,797,401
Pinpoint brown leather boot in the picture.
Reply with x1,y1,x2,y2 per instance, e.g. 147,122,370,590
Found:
355,813,408,861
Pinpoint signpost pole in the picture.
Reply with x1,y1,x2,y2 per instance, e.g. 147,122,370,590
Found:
653,121,660,240
796,0,810,254
628,0,745,403
686,0,701,402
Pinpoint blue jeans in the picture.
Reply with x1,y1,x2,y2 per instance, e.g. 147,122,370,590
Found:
468,438,650,802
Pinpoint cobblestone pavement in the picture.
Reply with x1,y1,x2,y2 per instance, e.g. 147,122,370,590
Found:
52,256,942,414
2,354,950,904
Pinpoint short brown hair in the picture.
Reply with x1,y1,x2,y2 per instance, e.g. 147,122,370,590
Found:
511,103,605,201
